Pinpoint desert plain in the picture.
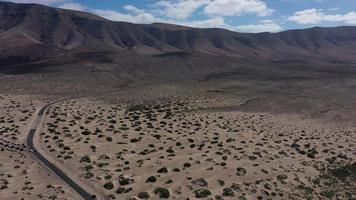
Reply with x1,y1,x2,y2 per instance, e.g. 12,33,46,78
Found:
1,82,355,200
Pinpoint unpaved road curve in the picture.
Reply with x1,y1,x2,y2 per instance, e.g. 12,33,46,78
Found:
26,101,94,200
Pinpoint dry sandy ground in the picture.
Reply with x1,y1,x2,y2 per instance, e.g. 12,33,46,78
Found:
0,94,76,200
36,94,356,200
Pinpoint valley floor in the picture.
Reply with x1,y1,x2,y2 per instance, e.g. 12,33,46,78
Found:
0,87,355,200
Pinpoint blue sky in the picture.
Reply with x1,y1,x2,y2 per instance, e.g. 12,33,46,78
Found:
5,0,356,32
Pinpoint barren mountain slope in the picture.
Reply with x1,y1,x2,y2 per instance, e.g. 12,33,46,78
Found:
1,1,356,66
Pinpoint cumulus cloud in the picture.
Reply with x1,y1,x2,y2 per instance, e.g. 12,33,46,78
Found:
5,0,67,5
55,2,159,24
288,9,356,25
123,5,146,15
92,8,158,24
68,1,228,28
343,12,356,24
59,2,86,11
204,0,273,17
91,7,232,31
178,17,231,29
169,17,282,33
235,20,282,33
153,0,209,20
152,0,274,20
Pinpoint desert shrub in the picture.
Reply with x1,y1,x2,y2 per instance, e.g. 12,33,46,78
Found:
222,188,234,197
165,179,173,184
194,189,211,198
103,182,114,190
109,119,117,124
320,190,336,199
330,162,356,181
137,192,150,199
236,167,247,176
130,138,140,143
118,176,131,186
191,178,208,187
146,176,157,183
217,179,225,186
116,187,125,194
81,130,92,136
153,187,170,198
238,196,247,200
84,172,94,179
277,174,288,183
173,168,181,172
166,148,174,153
80,155,91,163
157,167,168,173
183,162,191,168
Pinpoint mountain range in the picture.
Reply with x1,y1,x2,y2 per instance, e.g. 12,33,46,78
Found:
1,1,356,66
1,0,356,110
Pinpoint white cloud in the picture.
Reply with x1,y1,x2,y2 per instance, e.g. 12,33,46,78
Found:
59,2,86,11
204,0,273,17
5,0,67,5
56,2,159,24
152,0,274,20
123,5,146,15
155,17,281,33
177,17,231,29
342,12,356,24
92,9,158,24
91,7,232,30
154,0,209,20
288,8,356,25
235,20,282,32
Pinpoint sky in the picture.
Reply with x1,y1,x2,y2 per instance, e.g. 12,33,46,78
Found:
4,0,356,33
